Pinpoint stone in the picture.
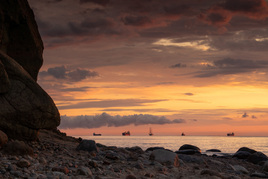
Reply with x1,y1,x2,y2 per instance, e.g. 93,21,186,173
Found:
0,130,8,147
0,0,43,81
52,167,69,174
0,52,60,140
232,151,251,159
177,144,201,154
250,172,268,178
16,159,30,168
2,140,33,155
206,149,221,152
125,146,144,154
150,149,179,167
77,167,92,176
76,140,98,152
176,149,199,155
145,147,165,152
230,165,249,174
247,152,268,164
236,147,257,154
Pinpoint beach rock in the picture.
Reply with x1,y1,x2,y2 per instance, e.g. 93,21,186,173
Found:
232,151,251,159
177,144,201,154
2,140,33,155
16,159,30,168
52,167,69,174
0,0,43,81
76,140,98,153
145,147,165,152
125,146,144,154
77,166,92,176
250,172,268,178
206,149,221,152
150,149,179,166
247,152,268,164
0,130,8,147
236,147,257,154
230,165,249,174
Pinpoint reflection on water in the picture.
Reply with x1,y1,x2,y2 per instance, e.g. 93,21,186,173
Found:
77,136,268,155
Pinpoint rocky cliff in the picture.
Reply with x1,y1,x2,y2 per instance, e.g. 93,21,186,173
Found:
0,0,60,140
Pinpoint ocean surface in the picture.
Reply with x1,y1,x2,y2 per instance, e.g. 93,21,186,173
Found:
77,135,268,156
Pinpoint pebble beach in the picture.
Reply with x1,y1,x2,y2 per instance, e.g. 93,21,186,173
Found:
0,130,268,179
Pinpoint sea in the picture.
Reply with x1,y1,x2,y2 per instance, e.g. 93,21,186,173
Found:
77,135,268,156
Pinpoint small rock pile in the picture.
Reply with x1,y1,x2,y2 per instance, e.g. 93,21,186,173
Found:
0,129,268,179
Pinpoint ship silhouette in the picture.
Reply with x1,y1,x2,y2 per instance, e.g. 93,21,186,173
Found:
93,133,101,136
122,131,130,136
149,128,153,136
227,132,234,136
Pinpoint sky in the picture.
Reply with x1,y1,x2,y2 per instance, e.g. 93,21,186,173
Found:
28,0,268,136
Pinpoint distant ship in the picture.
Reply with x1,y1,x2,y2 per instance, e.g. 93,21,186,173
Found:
122,131,130,136
227,132,234,136
93,133,101,136
149,128,153,136
181,132,185,136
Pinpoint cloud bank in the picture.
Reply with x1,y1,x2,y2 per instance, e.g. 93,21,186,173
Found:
40,66,99,81
59,112,185,129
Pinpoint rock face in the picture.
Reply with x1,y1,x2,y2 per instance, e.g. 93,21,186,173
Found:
0,0,60,140
0,0,43,81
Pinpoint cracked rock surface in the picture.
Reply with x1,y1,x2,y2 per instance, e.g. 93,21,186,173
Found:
0,0,60,140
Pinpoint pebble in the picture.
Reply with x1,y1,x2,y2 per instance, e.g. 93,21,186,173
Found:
16,159,31,168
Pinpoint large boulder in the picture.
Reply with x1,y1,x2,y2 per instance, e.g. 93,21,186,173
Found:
0,0,43,81
0,52,60,140
0,0,60,140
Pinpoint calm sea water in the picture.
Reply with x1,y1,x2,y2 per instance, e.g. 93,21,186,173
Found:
77,135,268,156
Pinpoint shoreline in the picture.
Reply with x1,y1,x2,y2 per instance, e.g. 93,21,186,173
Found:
0,129,268,179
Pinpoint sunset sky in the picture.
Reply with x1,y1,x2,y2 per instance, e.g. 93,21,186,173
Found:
28,0,268,136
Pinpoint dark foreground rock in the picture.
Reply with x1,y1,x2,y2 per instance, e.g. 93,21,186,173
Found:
0,0,60,140
0,129,267,179
0,0,43,81
0,52,60,140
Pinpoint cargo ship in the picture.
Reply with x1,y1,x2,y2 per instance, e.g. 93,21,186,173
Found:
227,132,234,136
93,133,101,136
122,131,130,136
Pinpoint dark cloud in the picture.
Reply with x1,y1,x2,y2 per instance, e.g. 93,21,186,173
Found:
80,0,110,6
222,0,268,19
170,63,187,68
199,0,268,27
58,99,167,110
59,112,185,129
194,58,268,78
121,15,152,27
184,93,194,96
40,66,99,81
242,112,249,118
199,8,232,26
